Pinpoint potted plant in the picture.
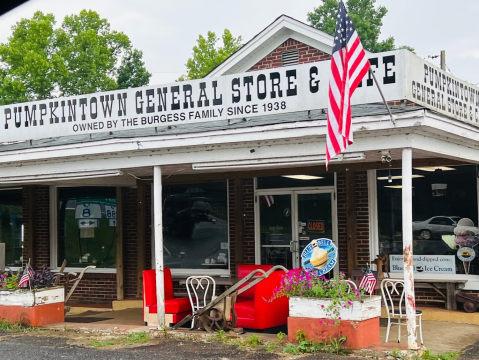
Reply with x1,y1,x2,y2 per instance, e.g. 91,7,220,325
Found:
0,265,64,326
269,269,381,349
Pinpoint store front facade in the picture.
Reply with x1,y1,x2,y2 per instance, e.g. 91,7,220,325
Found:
1,15,479,310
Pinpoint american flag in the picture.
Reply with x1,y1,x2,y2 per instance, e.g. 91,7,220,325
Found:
18,263,35,288
261,195,274,207
359,266,377,294
326,0,370,168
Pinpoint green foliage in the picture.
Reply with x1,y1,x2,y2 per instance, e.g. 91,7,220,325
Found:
0,10,150,105
245,334,262,347
91,339,116,347
390,348,404,359
282,331,325,354
307,0,414,53
91,332,150,348
0,271,20,289
270,269,362,323
117,49,151,89
419,350,462,360
178,29,242,81
328,336,347,355
0,319,35,331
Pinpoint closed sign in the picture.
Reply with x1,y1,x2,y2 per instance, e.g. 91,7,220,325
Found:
307,221,324,232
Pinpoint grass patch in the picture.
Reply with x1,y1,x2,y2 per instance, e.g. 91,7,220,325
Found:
419,350,462,360
90,332,151,348
0,319,36,332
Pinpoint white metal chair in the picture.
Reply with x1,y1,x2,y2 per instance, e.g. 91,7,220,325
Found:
185,276,216,329
381,279,423,344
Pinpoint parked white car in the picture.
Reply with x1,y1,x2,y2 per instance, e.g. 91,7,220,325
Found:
412,216,461,240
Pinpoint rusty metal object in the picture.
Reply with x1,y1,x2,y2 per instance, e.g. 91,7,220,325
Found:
173,265,288,332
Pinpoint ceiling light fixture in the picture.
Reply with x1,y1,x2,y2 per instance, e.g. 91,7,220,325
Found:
281,175,325,180
192,152,366,171
414,166,456,172
377,175,424,180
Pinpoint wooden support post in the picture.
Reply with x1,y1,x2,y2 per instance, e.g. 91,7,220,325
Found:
153,166,165,328
137,180,146,298
116,187,124,301
233,178,244,276
345,170,357,275
26,186,35,268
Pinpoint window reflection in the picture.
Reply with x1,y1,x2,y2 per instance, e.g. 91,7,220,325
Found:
377,165,478,275
0,190,23,267
163,182,228,270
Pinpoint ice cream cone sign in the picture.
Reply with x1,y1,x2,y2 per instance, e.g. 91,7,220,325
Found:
301,238,338,276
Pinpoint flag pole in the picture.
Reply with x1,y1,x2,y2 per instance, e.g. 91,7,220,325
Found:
368,67,396,126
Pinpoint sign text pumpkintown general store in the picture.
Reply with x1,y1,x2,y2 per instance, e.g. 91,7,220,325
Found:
2,50,479,143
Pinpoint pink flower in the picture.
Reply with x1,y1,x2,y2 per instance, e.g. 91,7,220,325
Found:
338,317,341,320
319,320,323,324
321,305,324,308
347,301,352,306
355,293,359,297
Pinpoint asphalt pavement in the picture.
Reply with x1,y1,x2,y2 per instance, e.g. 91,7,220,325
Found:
0,334,365,360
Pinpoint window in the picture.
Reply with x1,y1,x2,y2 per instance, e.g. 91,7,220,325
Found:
0,189,23,267
377,165,478,275
163,182,228,270
57,187,116,269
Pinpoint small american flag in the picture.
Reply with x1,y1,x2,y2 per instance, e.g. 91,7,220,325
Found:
18,267,30,288
326,0,370,168
261,195,274,207
359,266,377,294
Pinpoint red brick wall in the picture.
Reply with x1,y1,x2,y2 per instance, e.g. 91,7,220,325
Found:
248,38,331,72
22,186,50,269
228,179,255,276
123,187,138,299
65,273,117,305
337,171,370,273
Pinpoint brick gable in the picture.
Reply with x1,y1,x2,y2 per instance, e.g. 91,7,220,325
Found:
248,38,331,72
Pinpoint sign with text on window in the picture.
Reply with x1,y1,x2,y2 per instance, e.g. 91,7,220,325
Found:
389,255,456,274
75,202,102,219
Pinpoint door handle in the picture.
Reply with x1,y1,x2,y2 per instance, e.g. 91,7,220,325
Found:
290,240,299,252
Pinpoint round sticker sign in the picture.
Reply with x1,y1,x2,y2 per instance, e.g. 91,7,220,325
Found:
457,247,476,262
301,238,337,276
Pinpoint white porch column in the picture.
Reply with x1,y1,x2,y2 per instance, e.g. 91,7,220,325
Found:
153,166,165,328
402,148,417,349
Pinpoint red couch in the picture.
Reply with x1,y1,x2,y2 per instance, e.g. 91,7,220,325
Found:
143,268,192,326
234,265,289,330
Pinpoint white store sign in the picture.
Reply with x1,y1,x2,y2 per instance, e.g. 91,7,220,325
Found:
390,254,456,274
1,49,478,144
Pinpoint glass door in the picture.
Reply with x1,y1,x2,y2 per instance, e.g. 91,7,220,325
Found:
258,194,293,269
257,190,336,270
294,192,334,268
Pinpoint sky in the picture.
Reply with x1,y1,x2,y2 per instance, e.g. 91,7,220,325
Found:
0,0,478,86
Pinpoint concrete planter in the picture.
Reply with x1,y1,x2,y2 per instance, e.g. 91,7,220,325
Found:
288,295,381,349
0,286,64,326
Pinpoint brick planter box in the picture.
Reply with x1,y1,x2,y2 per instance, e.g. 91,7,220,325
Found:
288,295,381,349
0,286,64,327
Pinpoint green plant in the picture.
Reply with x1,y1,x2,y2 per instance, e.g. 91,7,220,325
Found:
282,331,324,354
245,334,262,346
125,332,150,346
419,350,461,360
265,341,277,353
276,331,286,345
213,329,226,341
160,325,169,338
328,336,347,355
92,339,116,347
390,348,405,359
269,269,363,323
0,319,35,331
283,343,300,355
0,271,20,289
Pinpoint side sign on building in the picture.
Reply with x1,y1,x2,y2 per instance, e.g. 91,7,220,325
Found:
390,254,456,274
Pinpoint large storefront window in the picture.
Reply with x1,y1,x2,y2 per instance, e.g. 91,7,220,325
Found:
163,182,228,270
58,187,116,268
0,189,23,267
377,165,479,275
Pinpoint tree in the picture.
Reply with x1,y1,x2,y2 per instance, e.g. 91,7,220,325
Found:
0,10,151,105
178,29,242,81
117,49,151,89
307,0,413,53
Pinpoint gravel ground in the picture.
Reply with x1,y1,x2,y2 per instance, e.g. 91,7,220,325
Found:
0,331,370,360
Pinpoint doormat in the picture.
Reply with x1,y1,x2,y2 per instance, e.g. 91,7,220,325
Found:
65,317,113,323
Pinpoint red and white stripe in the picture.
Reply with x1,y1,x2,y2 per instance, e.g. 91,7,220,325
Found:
326,30,370,167
261,195,274,207
359,272,377,294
